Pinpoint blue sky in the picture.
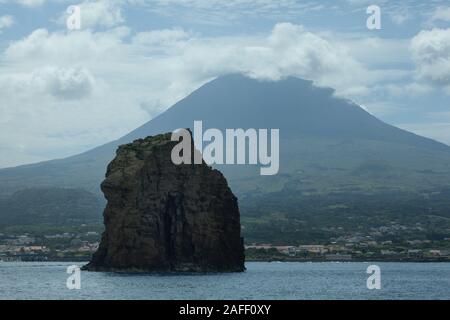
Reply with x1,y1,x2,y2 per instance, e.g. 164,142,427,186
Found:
0,0,450,168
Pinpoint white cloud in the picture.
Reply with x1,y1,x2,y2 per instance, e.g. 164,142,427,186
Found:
0,0,73,7
0,15,14,32
389,8,412,25
1,0,449,168
5,27,129,62
36,66,95,99
411,28,450,88
338,35,411,65
4,22,370,96
0,66,94,99
140,0,338,25
0,22,399,167
11,0,46,7
0,1,124,28
132,28,191,47
20,0,45,6
179,23,369,94
430,6,450,22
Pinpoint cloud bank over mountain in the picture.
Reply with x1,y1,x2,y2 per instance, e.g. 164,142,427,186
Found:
0,0,449,168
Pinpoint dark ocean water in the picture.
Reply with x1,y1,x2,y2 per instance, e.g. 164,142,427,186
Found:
0,261,449,300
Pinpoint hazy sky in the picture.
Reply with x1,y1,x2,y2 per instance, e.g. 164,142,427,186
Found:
0,0,449,168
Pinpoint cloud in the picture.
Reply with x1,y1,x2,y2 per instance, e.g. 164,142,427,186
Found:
0,27,146,167
411,28,450,88
140,0,337,25
10,0,46,7
389,7,412,25
2,0,450,168
4,22,368,95
171,22,368,95
430,6,450,22
0,66,94,100
5,27,129,62
131,27,193,54
0,22,396,167
20,0,45,6
132,28,191,47
32,66,95,99
0,15,14,32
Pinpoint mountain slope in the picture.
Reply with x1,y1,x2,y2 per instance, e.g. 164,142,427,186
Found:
0,187,102,226
1,74,450,200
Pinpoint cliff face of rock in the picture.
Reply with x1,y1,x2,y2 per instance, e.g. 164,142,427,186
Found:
84,132,245,272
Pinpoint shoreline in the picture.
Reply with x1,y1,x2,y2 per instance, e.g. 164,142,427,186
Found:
2,258,449,263
246,257,450,263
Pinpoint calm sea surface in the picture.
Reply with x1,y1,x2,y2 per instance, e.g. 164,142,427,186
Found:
0,261,449,300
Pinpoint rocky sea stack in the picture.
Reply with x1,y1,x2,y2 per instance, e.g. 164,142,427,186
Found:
83,132,245,272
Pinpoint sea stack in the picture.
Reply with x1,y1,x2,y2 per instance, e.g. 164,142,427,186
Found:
84,132,245,272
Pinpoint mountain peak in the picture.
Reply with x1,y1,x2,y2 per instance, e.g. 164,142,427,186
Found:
1,73,449,199
125,73,439,149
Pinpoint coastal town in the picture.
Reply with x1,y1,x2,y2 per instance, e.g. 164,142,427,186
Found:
245,222,450,261
1,224,449,262
0,229,100,262
245,241,450,262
